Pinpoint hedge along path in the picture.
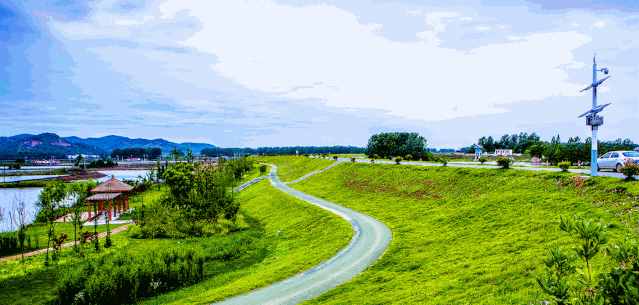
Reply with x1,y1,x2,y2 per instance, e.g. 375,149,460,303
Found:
212,164,392,305
0,224,130,262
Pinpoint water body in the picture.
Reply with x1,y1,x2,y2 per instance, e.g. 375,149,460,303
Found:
0,170,149,232
0,175,65,183
0,165,71,174
97,170,150,182
0,188,43,232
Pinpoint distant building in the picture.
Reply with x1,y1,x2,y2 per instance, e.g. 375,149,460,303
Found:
66,154,101,160
494,149,513,157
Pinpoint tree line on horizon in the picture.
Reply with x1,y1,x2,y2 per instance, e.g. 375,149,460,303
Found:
200,145,366,157
462,132,638,165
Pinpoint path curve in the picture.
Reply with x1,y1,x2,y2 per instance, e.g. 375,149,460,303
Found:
213,164,392,305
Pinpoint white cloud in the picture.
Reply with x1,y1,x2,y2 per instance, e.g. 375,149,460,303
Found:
50,0,592,122
153,0,589,121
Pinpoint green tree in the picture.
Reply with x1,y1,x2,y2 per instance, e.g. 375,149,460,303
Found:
186,148,194,163
366,132,428,159
38,181,67,266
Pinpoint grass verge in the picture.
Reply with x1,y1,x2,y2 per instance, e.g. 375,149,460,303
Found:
293,162,639,304
253,156,334,182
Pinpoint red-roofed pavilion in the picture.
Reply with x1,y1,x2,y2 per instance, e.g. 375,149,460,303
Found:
85,176,133,221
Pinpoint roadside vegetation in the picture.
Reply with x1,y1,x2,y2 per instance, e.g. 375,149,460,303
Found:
253,155,334,182
0,157,351,305
292,161,639,304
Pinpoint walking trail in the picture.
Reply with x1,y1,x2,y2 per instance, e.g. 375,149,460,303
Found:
213,164,392,305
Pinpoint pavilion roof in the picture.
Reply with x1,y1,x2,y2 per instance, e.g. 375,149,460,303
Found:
86,193,122,201
91,176,133,193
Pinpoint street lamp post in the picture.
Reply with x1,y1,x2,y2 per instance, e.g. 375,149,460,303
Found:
578,55,611,176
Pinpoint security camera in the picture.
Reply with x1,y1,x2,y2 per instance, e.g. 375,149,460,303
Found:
601,68,609,74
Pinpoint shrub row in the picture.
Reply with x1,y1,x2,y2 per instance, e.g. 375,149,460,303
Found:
0,231,37,256
55,248,205,305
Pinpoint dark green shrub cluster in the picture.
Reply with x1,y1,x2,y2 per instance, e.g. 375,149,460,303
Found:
496,157,512,169
55,248,205,305
86,159,117,169
478,156,488,164
558,161,571,172
259,164,267,174
0,232,35,256
131,205,208,239
394,157,403,165
620,160,639,181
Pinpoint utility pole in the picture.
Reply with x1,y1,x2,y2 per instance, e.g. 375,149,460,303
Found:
579,55,611,176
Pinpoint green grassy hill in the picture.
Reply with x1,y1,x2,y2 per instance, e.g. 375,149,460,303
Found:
254,156,334,182
0,180,351,305
292,162,639,304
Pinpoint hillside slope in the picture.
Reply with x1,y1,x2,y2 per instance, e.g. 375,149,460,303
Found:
0,133,214,158
293,163,639,304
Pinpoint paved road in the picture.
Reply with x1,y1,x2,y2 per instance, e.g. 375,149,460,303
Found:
339,158,628,179
286,160,344,184
213,165,392,305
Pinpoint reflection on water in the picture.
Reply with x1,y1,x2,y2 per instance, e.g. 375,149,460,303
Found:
0,188,43,232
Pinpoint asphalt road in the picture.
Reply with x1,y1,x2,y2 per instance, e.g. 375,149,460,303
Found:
343,158,628,179
213,164,392,305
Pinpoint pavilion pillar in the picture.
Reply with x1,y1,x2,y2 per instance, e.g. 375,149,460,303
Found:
88,204,92,219
125,196,129,210
99,201,104,216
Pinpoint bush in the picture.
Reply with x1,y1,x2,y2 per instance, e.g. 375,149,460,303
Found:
439,157,448,166
478,156,488,164
496,157,512,169
404,154,413,161
350,157,356,163
558,161,571,172
259,164,267,175
333,156,338,161
54,248,205,305
621,160,639,181
394,157,403,164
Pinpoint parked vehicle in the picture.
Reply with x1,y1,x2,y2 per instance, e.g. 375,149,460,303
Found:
596,150,639,172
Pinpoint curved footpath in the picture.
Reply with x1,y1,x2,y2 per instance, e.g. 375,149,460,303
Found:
214,164,392,305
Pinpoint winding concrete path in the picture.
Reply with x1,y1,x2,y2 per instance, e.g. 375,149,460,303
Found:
214,164,392,305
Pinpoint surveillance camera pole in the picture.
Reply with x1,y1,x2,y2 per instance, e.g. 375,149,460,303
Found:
579,55,610,177
591,57,599,176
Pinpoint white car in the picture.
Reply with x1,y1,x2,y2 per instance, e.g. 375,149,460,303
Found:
597,150,639,172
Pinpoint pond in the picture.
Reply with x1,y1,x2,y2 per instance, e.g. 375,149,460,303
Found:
97,170,151,182
0,188,43,232
0,170,150,232
0,175,65,183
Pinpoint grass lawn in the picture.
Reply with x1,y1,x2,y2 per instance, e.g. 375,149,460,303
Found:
0,222,123,256
292,162,639,305
253,156,334,182
0,180,351,305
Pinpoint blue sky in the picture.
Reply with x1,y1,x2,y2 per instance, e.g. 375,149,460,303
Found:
1,0,638,148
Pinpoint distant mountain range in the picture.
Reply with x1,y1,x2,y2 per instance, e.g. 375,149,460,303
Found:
0,133,215,159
